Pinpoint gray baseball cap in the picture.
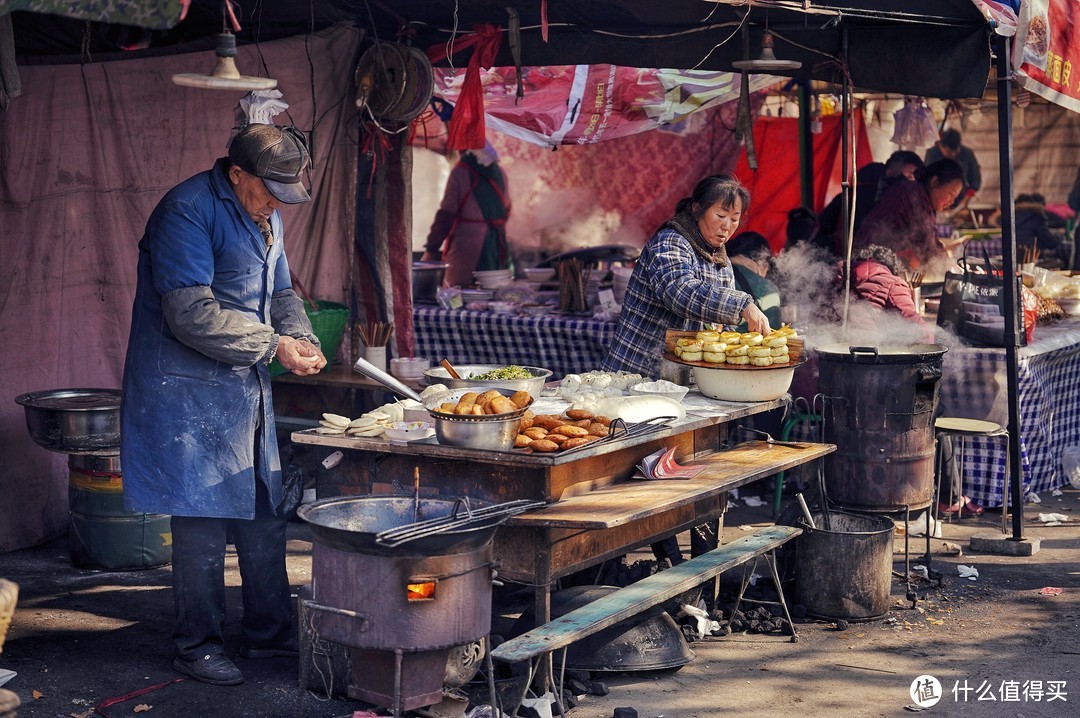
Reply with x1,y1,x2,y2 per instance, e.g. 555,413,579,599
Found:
228,124,312,204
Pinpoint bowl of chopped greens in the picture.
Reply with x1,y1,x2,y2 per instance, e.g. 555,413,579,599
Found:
421,364,553,400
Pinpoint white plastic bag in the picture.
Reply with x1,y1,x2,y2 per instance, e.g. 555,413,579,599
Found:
1062,446,1080,489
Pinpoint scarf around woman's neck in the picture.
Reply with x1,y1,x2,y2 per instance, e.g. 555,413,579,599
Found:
663,210,728,266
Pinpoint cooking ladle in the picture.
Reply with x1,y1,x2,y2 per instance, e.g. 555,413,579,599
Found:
439,358,462,379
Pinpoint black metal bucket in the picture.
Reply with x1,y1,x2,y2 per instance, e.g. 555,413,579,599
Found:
795,510,895,621
817,344,947,511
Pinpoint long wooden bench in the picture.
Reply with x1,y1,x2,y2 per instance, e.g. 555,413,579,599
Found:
490,524,802,665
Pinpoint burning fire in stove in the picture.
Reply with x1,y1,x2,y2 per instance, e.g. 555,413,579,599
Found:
407,580,436,601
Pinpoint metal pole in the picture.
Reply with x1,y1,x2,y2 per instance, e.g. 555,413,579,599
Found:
995,33,1025,541
797,81,814,209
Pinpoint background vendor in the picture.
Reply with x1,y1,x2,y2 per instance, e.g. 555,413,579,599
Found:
726,231,782,331
422,142,512,287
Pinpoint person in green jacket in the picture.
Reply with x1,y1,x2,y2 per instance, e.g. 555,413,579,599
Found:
726,231,782,331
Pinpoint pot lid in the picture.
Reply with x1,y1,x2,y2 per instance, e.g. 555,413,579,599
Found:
815,343,948,360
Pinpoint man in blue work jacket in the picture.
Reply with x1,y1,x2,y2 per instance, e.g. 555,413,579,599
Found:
121,123,326,685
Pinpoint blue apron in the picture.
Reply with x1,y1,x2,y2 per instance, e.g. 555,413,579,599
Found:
120,160,290,519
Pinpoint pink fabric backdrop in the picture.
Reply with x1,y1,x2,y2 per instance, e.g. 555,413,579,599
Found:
0,24,361,551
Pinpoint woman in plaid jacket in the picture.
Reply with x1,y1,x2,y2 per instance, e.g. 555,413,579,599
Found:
601,174,771,379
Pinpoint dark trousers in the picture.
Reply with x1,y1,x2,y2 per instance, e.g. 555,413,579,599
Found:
651,520,718,565
170,480,292,659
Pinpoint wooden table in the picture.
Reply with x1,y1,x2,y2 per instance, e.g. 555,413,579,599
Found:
292,392,834,632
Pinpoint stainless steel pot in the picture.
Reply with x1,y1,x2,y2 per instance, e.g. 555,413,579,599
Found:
421,364,552,400
412,261,450,304
16,388,122,453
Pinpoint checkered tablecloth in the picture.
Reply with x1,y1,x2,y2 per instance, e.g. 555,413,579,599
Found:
413,306,616,380
937,319,1080,507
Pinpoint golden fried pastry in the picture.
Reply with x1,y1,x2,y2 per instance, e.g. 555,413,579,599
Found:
563,436,599,450
587,422,610,436
529,439,560,453
719,331,742,343
740,332,764,346
750,356,774,366
488,396,519,414
553,424,590,438
771,353,790,364
515,434,533,448
703,352,726,364
510,390,532,409
545,433,568,445
565,409,595,420
523,427,549,440
702,341,727,353
749,346,772,358
681,350,703,362
725,343,749,357
728,355,751,365
771,345,789,357
764,334,788,349
592,415,612,427
695,330,720,343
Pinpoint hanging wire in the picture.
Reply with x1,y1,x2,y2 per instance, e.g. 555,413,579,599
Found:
444,0,460,70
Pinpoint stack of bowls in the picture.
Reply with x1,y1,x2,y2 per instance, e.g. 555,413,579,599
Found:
389,357,429,381
523,267,556,283
474,269,513,290
460,288,495,307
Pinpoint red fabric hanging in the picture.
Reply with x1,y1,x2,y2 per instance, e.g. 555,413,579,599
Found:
734,114,873,253
427,24,502,150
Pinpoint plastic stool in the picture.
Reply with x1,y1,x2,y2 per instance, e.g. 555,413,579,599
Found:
933,417,1009,530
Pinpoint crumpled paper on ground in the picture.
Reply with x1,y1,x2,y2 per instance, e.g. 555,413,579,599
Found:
679,602,721,640
904,511,941,538
519,693,555,718
1038,513,1069,526
957,565,979,580
742,495,766,508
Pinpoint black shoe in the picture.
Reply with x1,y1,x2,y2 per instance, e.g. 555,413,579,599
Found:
239,636,299,659
172,652,244,686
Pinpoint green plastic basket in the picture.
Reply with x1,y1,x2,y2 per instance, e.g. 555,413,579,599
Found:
269,300,350,377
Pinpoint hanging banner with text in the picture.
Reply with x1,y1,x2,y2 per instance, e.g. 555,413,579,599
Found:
1012,0,1080,114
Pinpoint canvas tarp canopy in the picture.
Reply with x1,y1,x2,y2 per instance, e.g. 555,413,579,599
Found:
1,1,1005,551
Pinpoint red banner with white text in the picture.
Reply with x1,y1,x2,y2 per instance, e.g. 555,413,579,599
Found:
1013,0,1080,114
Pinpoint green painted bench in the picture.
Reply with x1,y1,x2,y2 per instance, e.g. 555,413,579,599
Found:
490,524,802,664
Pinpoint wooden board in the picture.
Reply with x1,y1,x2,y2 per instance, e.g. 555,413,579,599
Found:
505,440,834,528
663,329,806,370
490,525,802,663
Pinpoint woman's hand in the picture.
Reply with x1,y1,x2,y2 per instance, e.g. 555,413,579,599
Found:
741,303,772,336
277,335,327,376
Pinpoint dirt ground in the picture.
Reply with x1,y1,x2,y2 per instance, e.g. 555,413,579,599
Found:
0,486,1077,718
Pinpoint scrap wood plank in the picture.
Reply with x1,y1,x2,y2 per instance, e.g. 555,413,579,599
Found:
506,441,834,529
489,525,801,664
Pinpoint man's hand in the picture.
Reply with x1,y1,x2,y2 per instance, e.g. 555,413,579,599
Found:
741,303,772,336
276,335,327,376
